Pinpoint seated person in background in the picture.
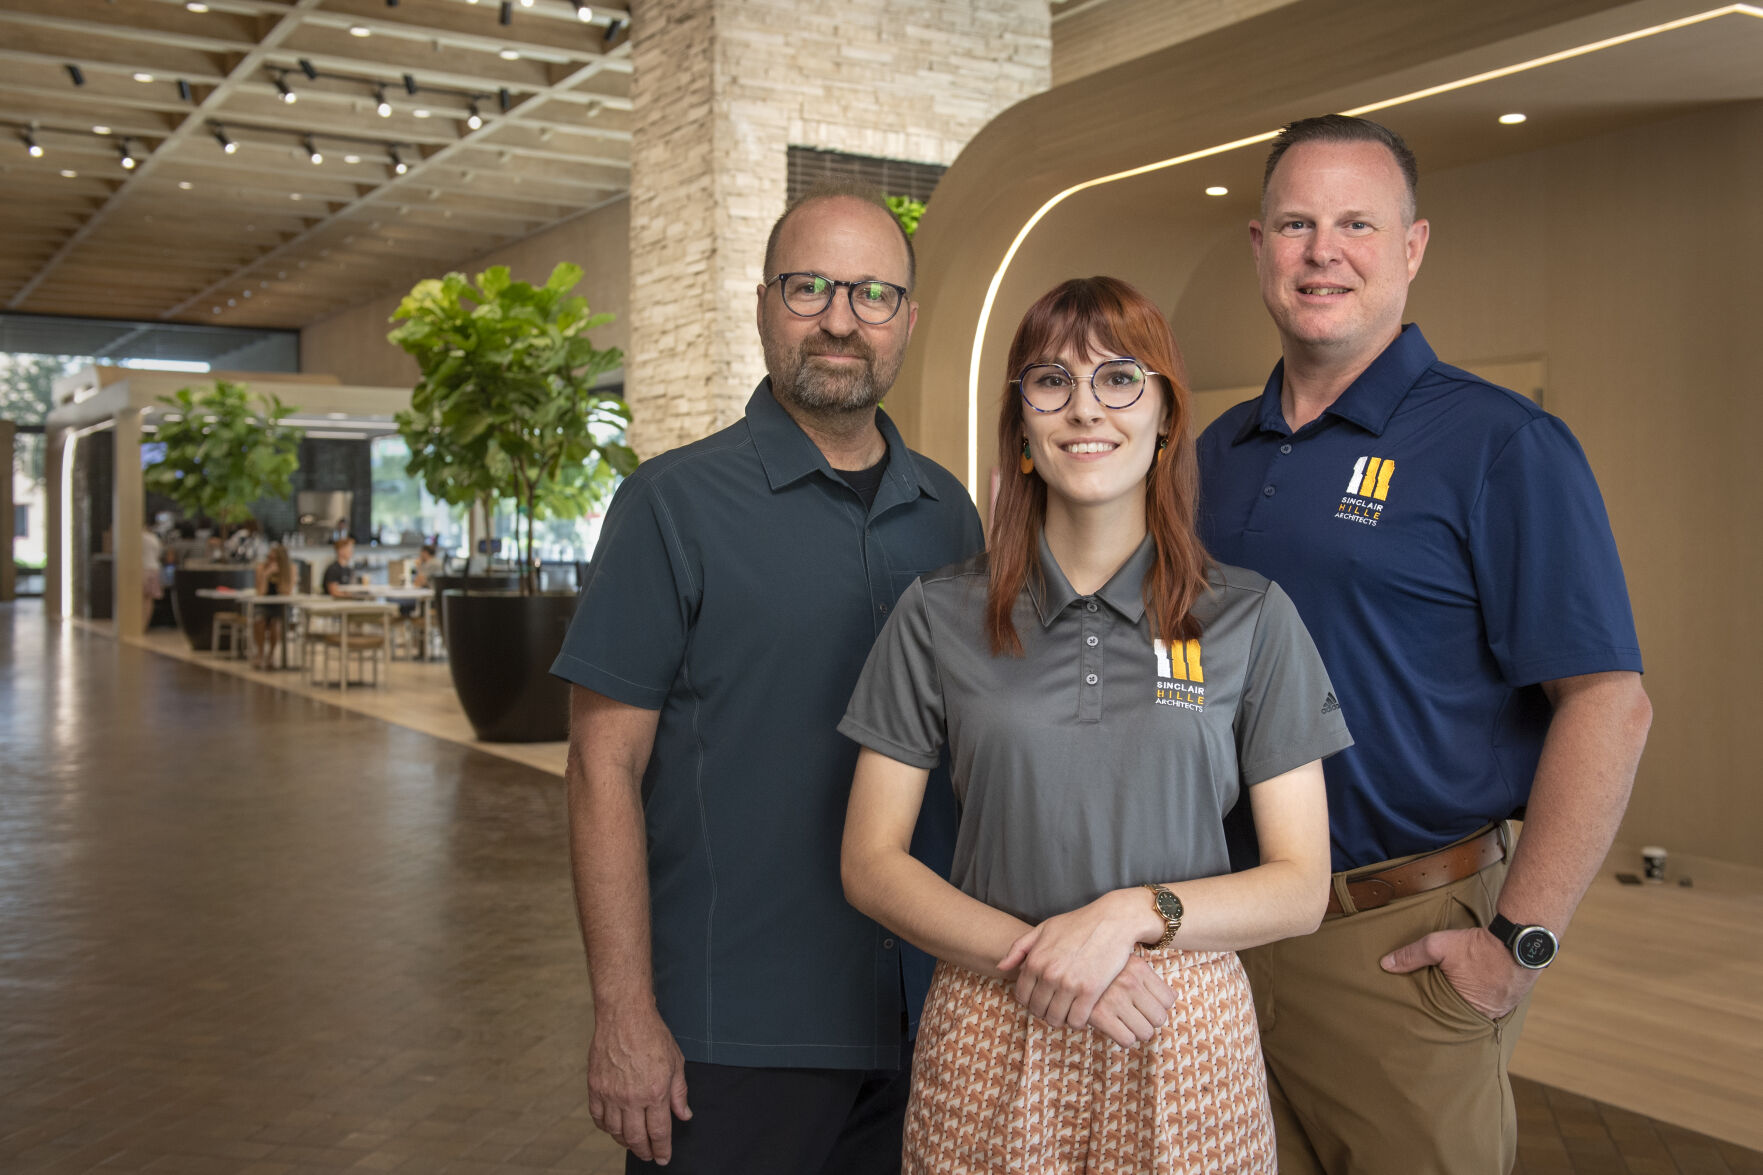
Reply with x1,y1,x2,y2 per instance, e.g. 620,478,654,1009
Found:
322,537,358,597
409,544,439,588
252,544,295,670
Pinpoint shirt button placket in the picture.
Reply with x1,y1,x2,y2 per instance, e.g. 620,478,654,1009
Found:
1080,601,1103,723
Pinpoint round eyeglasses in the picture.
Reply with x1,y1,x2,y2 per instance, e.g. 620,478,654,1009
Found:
768,272,909,326
1014,358,1157,413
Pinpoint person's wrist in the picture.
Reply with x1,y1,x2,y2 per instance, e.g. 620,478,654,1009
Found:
1109,887,1166,945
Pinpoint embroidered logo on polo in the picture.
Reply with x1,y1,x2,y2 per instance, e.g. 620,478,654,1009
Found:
1336,455,1395,527
1153,638,1205,711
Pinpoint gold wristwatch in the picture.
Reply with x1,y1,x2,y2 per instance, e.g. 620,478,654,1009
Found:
1143,883,1184,949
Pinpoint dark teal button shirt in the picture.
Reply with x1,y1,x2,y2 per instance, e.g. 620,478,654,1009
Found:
552,381,984,1069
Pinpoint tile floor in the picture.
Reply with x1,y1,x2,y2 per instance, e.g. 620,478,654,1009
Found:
2,600,1758,1174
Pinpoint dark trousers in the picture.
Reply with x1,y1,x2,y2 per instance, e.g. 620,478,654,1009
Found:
626,1041,913,1175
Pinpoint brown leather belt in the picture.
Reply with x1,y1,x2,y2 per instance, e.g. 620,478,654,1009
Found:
1324,825,1507,919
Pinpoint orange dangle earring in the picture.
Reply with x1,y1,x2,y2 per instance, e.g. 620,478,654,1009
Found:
1019,439,1034,476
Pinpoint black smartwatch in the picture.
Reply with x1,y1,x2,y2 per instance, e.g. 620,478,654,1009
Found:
1487,914,1558,970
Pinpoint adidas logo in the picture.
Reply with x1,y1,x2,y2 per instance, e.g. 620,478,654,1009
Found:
1321,692,1341,715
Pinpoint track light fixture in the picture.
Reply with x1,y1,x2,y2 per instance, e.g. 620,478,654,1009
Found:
306,135,323,164
603,17,623,44
376,86,392,117
67,64,86,86
466,102,484,130
118,140,138,170
391,147,409,175
572,1,593,21
403,73,419,95
299,59,319,80
499,2,512,25
177,79,194,102
213,126,237,153
274,74,297,103
23,131,43,158
498,87,512,112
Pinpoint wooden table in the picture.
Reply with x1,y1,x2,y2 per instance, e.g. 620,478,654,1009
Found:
194,589,326,668
301,600,401,691
327,584,437,659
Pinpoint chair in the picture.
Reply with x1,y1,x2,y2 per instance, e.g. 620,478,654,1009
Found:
308,626,388,692
210,611,248,659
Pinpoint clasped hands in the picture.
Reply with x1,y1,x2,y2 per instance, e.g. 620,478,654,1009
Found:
996,889,1175,1048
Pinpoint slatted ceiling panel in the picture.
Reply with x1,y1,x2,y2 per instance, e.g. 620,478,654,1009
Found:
0,0,632,331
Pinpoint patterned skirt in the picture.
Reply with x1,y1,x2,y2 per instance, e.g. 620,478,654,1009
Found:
904,949,1274,1175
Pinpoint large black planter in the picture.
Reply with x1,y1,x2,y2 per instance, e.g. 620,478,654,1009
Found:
429,573,521,652
169,563,257,650
443,590,578,743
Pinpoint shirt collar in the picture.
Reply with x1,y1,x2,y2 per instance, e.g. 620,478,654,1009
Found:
1232,323,1437,443
745,378,943,503
1028,531,1154,628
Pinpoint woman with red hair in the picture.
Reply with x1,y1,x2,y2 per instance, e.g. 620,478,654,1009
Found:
840,277,1349,1173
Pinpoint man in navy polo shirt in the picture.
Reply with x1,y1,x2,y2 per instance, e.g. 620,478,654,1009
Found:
552,185,982,1173
1197,115,1652,1173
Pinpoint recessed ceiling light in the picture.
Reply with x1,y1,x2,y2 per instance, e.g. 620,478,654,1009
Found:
498,48,521,60
412,108,431,118
1204,185,1228,196
134,72,155,83
178,180,193,189
349,25,371,37
187,2,209,10
1498,112,1527,125
344,153,361,164
290,192,302,200
60,169,78,178
93,125,111,135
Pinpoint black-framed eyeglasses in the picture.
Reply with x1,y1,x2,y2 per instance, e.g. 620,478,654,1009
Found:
1013,358,1157,413
767,272,909,325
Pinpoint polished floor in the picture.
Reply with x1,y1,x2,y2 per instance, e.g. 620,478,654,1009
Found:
2,599,1759,1174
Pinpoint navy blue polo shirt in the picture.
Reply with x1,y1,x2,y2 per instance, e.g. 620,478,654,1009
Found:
1197,325,1642,871
552,380,984,1069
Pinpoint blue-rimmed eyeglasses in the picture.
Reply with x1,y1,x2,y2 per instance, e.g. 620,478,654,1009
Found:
1013,358,1157,413
767,272,909,325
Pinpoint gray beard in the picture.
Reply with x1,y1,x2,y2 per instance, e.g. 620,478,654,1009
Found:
775,358,885,414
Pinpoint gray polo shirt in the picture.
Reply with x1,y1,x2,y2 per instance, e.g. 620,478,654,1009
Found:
552,380,983,1069
839,535,1351,923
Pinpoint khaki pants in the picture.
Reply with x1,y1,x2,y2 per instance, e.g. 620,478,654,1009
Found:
1240,855,1530,1175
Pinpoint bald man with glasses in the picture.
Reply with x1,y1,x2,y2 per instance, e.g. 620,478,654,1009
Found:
552,184,983,1174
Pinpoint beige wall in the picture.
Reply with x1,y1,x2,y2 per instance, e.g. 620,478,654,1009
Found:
1146,104,1761,865
1052,0,1297,87
298,198,631,388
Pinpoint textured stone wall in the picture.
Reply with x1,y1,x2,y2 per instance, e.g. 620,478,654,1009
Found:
627,0,1050,458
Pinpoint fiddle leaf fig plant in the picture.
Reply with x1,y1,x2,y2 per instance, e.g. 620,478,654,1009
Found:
144,380,303,530
388,261,634,594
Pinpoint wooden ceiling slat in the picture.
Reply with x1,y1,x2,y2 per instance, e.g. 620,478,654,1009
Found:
1,0,635,327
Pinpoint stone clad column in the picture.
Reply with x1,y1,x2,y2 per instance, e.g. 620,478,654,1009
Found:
625,0,1050,458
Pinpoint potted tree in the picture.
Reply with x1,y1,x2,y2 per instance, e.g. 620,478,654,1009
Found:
389,262,634,742
144,380,303,650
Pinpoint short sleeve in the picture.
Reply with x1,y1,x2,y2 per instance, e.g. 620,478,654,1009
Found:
1469,417,1643,686
1234,581,1354,784
838,579,947,769
549,475,698,709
